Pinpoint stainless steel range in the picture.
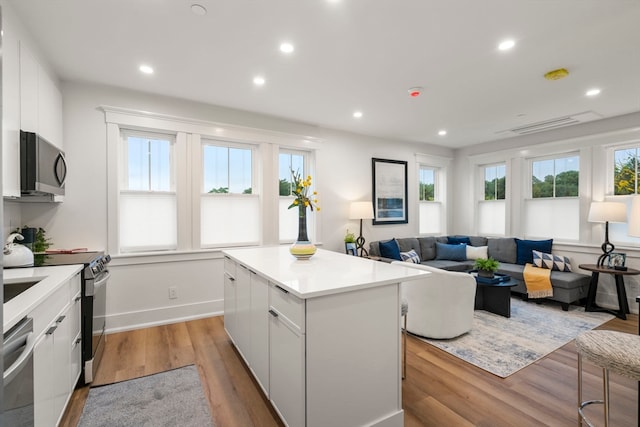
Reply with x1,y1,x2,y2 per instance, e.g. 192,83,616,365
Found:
35,251,110,384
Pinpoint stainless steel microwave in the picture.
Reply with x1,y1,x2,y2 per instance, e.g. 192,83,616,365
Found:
20,130,67,196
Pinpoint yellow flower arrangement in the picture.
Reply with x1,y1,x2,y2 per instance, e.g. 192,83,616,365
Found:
288,169,320,213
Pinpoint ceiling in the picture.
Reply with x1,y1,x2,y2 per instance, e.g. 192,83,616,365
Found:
9,0,640,148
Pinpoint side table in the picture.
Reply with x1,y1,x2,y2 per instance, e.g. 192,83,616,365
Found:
579,263,640,320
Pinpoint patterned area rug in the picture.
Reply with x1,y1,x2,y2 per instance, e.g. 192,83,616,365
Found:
78,365,214,426
417,298,614,378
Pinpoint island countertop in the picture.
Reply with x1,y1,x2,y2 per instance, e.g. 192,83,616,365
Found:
222,246,427,298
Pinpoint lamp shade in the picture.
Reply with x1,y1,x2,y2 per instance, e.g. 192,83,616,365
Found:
349,201,374,220
628,196,640,237
587,202,627,223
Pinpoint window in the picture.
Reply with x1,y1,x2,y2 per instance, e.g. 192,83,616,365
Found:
478,164,506,236
532,155,579,198
418,165,442,234
279,150,313,242
200,140,259,247
119,130,177,252
613,146,639,195
525,155,580,240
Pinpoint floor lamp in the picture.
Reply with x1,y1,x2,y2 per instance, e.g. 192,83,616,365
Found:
349,201,374,257
587,201,627,267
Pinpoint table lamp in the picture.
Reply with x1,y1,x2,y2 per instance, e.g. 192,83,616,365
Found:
587,201,627,267
349,201,374,257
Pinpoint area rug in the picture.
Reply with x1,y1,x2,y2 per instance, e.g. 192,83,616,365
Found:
416,298,614,378
78,365,214,427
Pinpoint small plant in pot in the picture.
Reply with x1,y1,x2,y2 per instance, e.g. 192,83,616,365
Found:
474,257,500,278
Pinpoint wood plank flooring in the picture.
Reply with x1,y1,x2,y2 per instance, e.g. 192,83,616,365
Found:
60,312,638,427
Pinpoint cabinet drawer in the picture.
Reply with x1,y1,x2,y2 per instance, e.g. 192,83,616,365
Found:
270,283,305,332
30,280,70,338
224,256,236,278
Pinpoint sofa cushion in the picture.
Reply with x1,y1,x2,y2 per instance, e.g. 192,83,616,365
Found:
448,235,471,245
422,259,475,271
435,242,467,261
469,236,489,247
396,237,421,255
487,238,517,264
417,237,438,261
532,250,572,272
515,238,553,265
400,249,421,264
379,239,402,260
466,245,488,260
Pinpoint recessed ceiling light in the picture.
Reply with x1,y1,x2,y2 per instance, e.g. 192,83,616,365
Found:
586,88,601,97
498,39,515,51
139,65,154,74
191,4,207,15
438,130,447,136
353,111,363,118
253,76,266,86
280,43,295,54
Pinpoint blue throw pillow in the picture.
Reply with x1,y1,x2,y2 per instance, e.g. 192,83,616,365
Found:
448,236,471,245
379,238,402,261
435,242,467,261
515,238,553,265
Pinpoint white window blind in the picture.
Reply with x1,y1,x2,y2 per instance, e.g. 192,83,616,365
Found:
478,200,506,236
419,202,442,234
524,198,579,240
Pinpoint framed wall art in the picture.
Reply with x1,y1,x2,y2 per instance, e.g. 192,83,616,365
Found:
372,158,408,225
608,252,626,268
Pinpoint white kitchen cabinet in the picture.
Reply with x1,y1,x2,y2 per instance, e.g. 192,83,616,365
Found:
223,256,237,341
223,247,425,427
2,21,22,197
248,271,269,394
19,41,63,149
31,272,81,427
235,264,251,357
69,277,83,390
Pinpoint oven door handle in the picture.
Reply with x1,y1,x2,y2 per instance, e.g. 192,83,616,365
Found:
86,270,111,296
3,334,35,384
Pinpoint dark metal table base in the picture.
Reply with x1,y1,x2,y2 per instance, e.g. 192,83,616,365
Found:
585,271,630,320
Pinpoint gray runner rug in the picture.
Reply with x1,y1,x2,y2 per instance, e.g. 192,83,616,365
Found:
416,297,614,378
78,365,214,427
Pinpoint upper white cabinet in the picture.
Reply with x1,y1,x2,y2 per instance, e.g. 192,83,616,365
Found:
2,23,22,197
20,41,63,149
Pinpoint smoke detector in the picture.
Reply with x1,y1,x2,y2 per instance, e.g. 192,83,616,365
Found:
408,87,423,97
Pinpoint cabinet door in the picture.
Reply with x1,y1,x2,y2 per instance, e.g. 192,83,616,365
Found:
33,330,55,427
223,270,237,341
2,27,21,197
52,309,72,425
37,67,63,149
249,272,269,394
235,264,251,358
69,290,83,388
269,312,305,427
19,41,38,133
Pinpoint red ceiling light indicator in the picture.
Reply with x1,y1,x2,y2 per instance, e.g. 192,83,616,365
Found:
408,87,423,98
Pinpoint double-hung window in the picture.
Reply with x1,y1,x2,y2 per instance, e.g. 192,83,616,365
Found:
418,165,442,234
613,146,640,195
478,164,506,235
200,139,259,247
119,130,177,252
525,154,579,240
279,150,313,242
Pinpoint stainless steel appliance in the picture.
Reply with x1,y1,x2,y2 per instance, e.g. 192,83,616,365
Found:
35,252,110,384
20,130,67,196
2,317,35,427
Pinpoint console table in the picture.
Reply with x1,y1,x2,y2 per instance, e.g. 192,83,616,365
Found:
579,264,640,320
222,247,427,427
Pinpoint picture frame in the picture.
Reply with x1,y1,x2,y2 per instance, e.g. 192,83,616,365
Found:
345,242,357,256
608,252,626,268
372,158,408,225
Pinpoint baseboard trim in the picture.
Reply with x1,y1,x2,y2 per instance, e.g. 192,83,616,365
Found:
105,299,224,333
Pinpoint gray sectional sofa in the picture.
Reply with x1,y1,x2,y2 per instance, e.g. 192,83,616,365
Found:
369,236,591,311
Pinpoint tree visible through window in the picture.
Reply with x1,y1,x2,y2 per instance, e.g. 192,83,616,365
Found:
419,166,435,201
484,164,505,200
203,143,252,194
614,147,639,195
532,156,579,198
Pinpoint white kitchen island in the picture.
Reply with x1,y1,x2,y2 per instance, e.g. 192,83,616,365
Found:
222,246,428,427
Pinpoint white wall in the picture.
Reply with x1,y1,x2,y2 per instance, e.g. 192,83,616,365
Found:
20,81,453,332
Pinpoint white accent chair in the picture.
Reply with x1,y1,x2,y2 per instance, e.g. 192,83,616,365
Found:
391,261,477,339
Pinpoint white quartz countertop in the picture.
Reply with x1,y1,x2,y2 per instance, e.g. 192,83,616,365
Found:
3,264,83,332
223,246,428,298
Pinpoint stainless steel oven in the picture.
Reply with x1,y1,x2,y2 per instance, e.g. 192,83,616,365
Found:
35,251,110,384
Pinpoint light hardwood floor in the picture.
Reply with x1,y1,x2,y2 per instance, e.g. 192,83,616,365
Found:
61,311,638,427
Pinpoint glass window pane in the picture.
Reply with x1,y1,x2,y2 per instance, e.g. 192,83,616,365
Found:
149,139,171,191
532,159,554,198
419,167,435,201
203,145,229,193
554,156,579,197
229,147,252,194
614,148,638,195
496,165,506,200
126,135,171,191
279,152,305,196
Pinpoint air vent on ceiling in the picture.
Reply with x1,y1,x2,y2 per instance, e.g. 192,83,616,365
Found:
498,111,602,136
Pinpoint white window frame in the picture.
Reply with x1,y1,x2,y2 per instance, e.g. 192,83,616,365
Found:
477,163,506,236
416,154,449,235
278,148,316,243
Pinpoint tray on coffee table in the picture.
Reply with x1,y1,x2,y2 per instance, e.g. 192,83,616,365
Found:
468,271,511,284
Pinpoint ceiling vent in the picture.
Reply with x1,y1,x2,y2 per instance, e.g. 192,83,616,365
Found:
498,111,602,136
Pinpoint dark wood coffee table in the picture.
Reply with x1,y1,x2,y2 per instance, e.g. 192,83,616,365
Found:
473,277,518,318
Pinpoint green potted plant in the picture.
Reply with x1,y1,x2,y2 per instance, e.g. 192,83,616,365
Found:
344,229,356,243
474,257,500,278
